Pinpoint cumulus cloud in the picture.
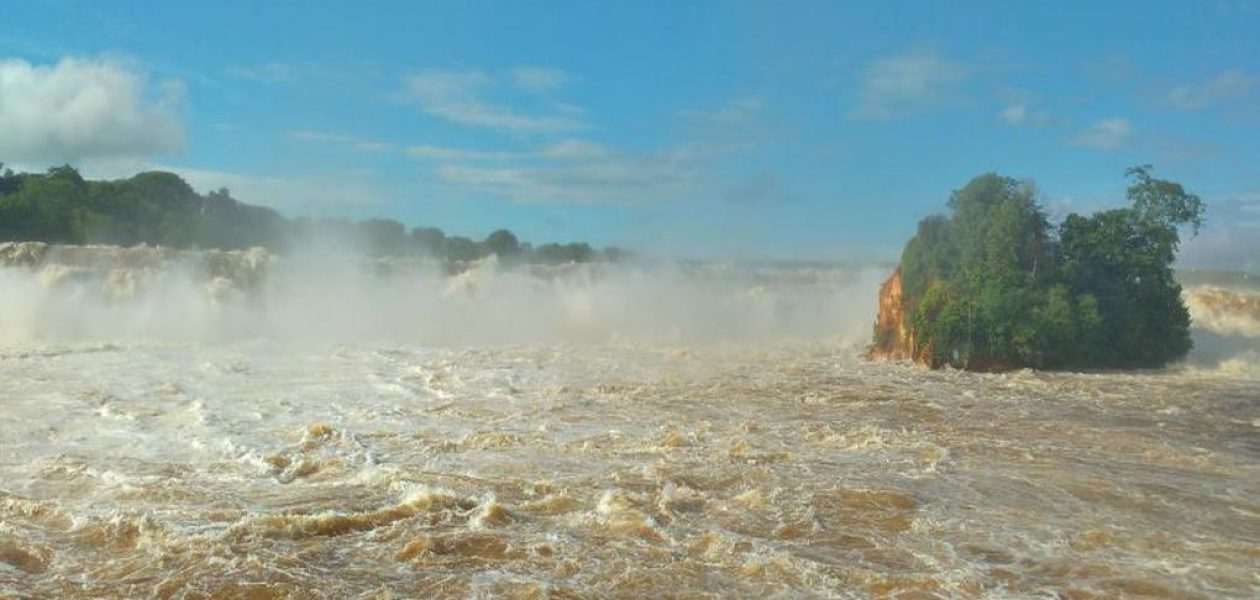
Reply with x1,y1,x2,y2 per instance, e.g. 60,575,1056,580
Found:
850,51,967,120
1069,118,1134,151
401,69,583,132
0,56,184,163
1162,69,1257,110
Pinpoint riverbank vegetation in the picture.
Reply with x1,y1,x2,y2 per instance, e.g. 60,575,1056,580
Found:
0,164,617,265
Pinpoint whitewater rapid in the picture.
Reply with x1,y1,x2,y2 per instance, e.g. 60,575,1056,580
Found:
1,244,1257,599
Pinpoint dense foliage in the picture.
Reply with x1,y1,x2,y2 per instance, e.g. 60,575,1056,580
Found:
0,164,620,265
895,166,1203,370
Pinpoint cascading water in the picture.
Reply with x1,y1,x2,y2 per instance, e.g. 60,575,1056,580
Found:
1,243,1257,599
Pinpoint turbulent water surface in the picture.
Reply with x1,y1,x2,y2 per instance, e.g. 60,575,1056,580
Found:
1,244,1258,599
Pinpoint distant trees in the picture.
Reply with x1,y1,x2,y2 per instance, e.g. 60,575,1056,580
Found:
359,218,408,256
0,164,629,266
485,229,521,259
410,226,446,255
442,235,483,262
888,166,1203,370
0,164,91,243
534,242,594,264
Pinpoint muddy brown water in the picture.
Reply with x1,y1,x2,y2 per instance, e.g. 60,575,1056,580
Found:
2,341,1257,599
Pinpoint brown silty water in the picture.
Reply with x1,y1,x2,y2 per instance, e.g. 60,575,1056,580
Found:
1,244,1257,599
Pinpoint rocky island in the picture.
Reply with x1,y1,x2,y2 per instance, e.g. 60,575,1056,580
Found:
872,167,1204,371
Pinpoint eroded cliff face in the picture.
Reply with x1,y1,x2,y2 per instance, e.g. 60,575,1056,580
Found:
869,266,917,362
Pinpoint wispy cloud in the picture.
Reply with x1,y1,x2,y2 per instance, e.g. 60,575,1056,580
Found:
539,139,609,160
0,56,184,163
1144,133,1222,165
291,128,612,162
170,166,386,211
66,157,388,212
997,104,1053,127
510,66,570,93
288,130,394,152
404,145,519,160
225,61,382,85
850,50,968,121
1069,118,1134,151
1161,69,1257,110
1179,190,1260,271
1084,54,1137,85
724,170,799,206
679,97,763,124
401,69,584,132
225,61,301,84
434,144,716,204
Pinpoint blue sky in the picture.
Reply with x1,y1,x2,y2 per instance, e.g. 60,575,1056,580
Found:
2,0,1258,267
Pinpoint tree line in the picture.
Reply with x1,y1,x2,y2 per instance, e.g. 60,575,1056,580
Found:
0,164,622,265
890,166,1203,370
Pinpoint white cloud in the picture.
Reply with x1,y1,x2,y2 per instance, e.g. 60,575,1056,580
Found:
404,145,519,160
434,145,710,204
0,56,184,163
57,157,386,213
1162,69,1257,110
288,130,394,152
998,104,1027,125
401,69,584,132
998,104,1052,127
680,97,763,124
170,166,386,211
510,66,569,93
540,139,609,160
225,61,301,84
724,170,798,206
225,61,382,85
1070,118,1134,151
289,127,611,162
1179,192,1260,271
850,51,967,120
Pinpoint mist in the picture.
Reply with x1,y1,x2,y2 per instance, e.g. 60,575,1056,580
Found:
0,242,888,348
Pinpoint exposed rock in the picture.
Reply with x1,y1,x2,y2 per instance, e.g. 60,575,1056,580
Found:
868,265,935,366
0,242,50,268
869,266,917,363
0,242,274,300
868,266,1025,371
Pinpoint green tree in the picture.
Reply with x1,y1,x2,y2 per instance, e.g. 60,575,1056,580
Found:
0,164,612,269
887,166,1202,371
443,235,484,262
410,226,447,256
485,229,521,259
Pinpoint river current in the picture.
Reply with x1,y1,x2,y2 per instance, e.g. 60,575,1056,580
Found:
1,244,1257,599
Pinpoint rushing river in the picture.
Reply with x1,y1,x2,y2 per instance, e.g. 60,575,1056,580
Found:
1,244,1257,599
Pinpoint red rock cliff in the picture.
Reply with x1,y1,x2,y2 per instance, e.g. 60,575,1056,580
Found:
868,266,918,363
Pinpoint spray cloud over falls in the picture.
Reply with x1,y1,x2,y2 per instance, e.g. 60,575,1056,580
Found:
0,242,887,348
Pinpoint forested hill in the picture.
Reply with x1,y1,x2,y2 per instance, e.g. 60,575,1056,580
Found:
0,164,617,264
